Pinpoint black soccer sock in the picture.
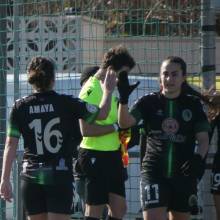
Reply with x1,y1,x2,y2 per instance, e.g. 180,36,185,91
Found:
106,216,122,220
84,217,100,220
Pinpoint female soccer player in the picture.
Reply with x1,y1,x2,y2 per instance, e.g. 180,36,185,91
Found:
0,56,116,220
117,56,210,220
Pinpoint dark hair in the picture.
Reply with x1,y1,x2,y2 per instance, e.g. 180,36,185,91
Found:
162,56,204,98
27,56,55,91
163,56,187,75
80,66,99,86
101,45,135,71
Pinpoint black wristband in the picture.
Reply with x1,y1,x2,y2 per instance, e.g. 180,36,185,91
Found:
119,96,129,104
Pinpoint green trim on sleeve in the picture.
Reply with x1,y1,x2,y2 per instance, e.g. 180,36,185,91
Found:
84,108,100,124
130,108,142,124
194,121,211,133
7,126,20,138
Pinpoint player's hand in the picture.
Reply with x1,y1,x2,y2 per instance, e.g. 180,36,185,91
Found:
101,67,117,94
181,154,205,179
0,180,13,202
117,71,139,104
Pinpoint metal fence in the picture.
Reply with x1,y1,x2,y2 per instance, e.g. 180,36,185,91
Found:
0,0,220,219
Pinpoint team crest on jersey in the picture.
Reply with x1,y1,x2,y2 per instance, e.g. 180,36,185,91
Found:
162,118,179,134
86,103,98,113
202,102,207,113
182,109,192,122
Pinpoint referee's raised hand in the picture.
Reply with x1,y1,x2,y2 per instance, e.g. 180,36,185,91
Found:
101,66,117,94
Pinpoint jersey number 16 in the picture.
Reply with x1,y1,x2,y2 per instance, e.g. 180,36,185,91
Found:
29,117,63,155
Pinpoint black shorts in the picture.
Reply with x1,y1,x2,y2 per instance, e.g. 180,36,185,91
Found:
21,179,73,215
77,148,126,205
211,154,220,194
140,175,197,212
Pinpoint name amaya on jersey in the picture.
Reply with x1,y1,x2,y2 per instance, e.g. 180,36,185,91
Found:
29,104,54,114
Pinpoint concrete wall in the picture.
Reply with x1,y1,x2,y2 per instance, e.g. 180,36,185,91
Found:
8,15,220,77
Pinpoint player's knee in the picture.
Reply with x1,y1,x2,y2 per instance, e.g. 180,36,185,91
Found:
109,204,127,219
85,204,106,219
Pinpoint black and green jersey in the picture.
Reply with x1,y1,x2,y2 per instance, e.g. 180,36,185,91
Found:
130,92,210,179
7,90,99,184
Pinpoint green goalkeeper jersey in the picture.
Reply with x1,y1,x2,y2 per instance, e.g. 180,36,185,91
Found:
79,76,120,151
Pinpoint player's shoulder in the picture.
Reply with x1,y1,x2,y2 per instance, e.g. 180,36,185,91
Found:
182,93,202,104
180,94,205,114
80,77,99,95
13,94,36,109
58,93,81,105
58,93,75,100
139,91,159,102
132,92,159,107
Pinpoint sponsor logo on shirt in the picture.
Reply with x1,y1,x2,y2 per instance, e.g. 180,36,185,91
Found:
161,117,179,134
151,130,185,142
